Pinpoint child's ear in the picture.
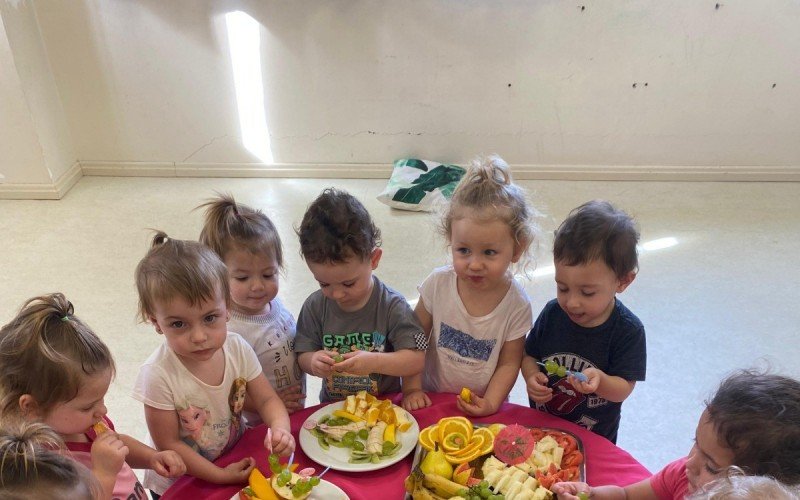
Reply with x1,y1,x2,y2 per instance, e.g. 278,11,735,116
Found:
369,247,383,270
149,316,163,334
616,272,636,293
18,394,41,419
511,237,530,263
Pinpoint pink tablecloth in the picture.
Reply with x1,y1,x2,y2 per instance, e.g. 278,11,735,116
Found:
162,393,650,500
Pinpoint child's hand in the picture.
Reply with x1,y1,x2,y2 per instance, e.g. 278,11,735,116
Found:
309,350,337,377
277,384,305,414
333,350,376,375
267,427,295,456
526,371,553,403
91,431,129,479
217,457,256,484
150,450,186,478
455,392,498,417
401,390,431,411
569,367,602,394
551,480,591,499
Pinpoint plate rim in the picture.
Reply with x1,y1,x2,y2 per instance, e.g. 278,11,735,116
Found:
298,401,420,472
230,478,349,500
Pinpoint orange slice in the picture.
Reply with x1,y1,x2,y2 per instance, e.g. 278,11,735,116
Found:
450,434,484,458
418,424,439,451
472,427,495,455
437,417,473,445
444,445,483,464
441,431,469,452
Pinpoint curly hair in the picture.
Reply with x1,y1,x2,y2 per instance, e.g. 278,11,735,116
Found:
440,155,540,273
135,231,230,321
705,370,800,485
297,188,381,264
198,192,283,268
553,199,639,279
0,293,114,419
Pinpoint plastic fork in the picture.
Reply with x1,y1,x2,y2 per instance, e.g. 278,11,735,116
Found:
537,361,588,382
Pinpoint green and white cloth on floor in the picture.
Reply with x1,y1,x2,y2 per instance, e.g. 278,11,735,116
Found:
377,159,465,212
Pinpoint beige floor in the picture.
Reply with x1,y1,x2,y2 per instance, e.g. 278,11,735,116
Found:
1,175,799,477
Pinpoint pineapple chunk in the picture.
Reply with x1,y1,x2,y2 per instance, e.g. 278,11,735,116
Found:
345,395,357,414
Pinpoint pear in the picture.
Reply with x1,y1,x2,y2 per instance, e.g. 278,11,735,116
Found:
420,444,454,480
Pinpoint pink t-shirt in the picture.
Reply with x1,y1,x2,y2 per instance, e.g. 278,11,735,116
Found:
65,416,147,500
650,456,689,500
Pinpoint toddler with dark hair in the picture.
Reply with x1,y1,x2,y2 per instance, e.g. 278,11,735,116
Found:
294,188,426,402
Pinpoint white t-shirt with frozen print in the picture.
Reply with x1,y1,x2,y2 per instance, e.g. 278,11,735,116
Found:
132,333,262,495
419,266,532,396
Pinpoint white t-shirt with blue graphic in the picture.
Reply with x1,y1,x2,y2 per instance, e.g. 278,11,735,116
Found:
418,266,532,396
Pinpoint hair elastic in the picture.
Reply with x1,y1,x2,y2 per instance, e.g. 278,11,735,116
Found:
61,315,70,322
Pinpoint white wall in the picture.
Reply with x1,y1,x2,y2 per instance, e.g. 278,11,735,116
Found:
3,1,800,188
0,0,76,190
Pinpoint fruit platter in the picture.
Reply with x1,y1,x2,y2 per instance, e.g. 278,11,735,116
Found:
299,391,420,472
235,454,348,500
404,417,585,500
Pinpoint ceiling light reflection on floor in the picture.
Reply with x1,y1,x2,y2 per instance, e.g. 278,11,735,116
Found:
225,11,274,164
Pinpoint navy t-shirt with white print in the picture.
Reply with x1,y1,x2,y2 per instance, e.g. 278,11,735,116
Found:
525,298,646,443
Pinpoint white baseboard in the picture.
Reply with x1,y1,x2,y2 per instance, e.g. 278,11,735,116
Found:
3,161,798,199
81,161,393,178
0,162,82,200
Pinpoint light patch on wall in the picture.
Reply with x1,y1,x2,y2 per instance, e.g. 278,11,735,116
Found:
225,11,273,164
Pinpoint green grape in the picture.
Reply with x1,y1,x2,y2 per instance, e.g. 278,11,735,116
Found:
291,482,303,497
268,454,282,474
279,469,292,483
352,440,365,451
333,354,344,363
556,365,567,377
544,360,558,374
479,480,489,489
276,475,288,487
382,440,395,455
578,493,590,500
309,476,321,486
342,431,356,447
357,428,369,439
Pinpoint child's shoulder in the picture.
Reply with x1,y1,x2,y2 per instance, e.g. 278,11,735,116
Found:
612,299,644,332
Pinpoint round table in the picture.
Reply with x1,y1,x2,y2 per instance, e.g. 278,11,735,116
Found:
162,392,651,499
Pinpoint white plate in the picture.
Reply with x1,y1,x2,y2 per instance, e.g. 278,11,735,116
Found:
232,479,349,500
299,401,420,472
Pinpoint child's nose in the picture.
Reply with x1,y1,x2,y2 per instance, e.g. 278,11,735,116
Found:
190,327,208,343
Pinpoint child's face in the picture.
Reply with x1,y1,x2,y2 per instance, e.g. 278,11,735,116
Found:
149,292,229,369
306,249,381,312
554,259,634,328
40,368,112,440
685,410,735,494
224,247,279,316
450,216,521,295
177,405,208,433
231,384,246,413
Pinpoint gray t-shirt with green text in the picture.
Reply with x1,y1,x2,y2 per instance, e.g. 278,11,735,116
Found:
295,275,426,402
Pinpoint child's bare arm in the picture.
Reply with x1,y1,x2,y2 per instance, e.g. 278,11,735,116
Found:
246,373,294,455
572,368,637,403
553,478,657,500
334,348,424,377
458,337,524,417
401,300,432,409
145,406,254,484
118,433,186,478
